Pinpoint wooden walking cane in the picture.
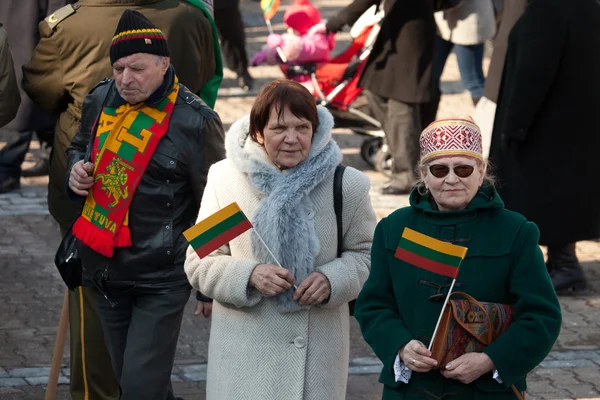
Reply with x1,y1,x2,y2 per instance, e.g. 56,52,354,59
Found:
45,289,69,400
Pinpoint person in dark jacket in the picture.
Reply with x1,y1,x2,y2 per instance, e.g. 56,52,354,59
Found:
0,24,20,127
489,0,600,293
66,10,225,399
356,117,561,400
326,0,436,194
214,0,253,91
0,0,74,192
22,2,219,398
473,0,527,159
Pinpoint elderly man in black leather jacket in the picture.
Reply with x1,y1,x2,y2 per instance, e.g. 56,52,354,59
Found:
66,10,224,400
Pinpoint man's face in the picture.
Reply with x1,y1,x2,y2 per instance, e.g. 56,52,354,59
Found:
113,53,169,104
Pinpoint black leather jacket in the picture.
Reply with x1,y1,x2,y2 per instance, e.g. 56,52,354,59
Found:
66,68,225,292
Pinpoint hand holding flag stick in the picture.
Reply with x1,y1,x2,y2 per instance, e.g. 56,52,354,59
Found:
394,228,468,351
183,202,298,289
259,0,288,63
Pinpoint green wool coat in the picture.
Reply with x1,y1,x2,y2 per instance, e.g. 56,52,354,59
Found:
355,186,562,400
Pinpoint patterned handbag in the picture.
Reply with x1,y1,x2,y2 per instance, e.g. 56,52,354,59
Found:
430,292,525,400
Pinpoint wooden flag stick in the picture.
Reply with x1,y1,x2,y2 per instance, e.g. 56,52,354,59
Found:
45,289,69,400
428,278,457,352
254,230,297,289
264,19,288,63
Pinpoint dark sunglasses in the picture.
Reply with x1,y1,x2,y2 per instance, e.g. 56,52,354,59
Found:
429,164,475,178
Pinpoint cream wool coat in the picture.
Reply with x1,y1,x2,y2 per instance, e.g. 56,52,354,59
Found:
185,107,377,400
435,0,496,46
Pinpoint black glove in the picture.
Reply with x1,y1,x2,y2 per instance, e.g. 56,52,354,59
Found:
196,291,213,302
325,17,345,35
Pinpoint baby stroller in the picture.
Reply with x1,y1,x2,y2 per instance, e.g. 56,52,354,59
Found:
279,6,392,173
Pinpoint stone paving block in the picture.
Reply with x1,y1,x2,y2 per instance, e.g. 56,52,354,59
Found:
573,367,600,387
566,382,600,398
0,368,7,378
549,350,599,361
0,387,26,396
350,357,383,367
534,383,577,399
8,367,50,378
539,359,597,369
526,378,554,393
533,368,558,377
0,378,27,387
524,396,543,400
179,364,207,382
24,376,69,386
348,365,383,375
546,369,582,388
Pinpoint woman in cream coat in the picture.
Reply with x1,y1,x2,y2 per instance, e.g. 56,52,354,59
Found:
185,80,377,400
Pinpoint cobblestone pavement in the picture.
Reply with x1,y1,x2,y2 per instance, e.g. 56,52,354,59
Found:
1,1,599,399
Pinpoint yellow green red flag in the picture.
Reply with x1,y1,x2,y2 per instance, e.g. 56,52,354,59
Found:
260,0,280,20
395,228,468,279
184,202,253,259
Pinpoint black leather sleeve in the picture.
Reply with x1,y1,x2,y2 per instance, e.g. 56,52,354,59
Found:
189,115,225,205
65,80,112,200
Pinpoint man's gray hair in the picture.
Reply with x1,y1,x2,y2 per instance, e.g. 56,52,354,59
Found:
154,55,168,66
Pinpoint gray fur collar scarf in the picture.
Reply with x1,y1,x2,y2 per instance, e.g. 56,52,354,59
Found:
226,106,342,313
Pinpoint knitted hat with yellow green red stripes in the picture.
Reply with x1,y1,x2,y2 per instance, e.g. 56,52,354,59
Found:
110,9,170,65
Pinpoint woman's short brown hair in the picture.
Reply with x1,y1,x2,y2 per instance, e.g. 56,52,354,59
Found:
249,79,319,143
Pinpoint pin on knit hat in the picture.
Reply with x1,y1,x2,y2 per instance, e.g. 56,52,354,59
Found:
110,9,169,65
419,117,483,165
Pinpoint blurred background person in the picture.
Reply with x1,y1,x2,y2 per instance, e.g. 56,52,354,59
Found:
326,0,437,195
0,0,74,194
490,0,600,293
214,0,254,91
473,0,528,159
0,23,20,127
432,0,496,109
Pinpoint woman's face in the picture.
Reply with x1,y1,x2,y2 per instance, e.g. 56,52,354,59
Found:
422,156,485,211
257,104,313,169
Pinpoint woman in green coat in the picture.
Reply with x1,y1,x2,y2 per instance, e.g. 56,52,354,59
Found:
355,117,561,400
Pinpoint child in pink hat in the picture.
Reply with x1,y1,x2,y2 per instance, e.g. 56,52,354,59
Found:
251,0,335,66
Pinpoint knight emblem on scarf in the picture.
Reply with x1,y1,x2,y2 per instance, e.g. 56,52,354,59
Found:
93,152,139,210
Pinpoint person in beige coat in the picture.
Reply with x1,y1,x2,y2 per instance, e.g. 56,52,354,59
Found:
184,80,377,400
433,0,497,105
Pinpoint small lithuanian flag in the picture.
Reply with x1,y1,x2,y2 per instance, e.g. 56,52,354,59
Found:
184,202,253,258
395,228,468,279
260,0,280,20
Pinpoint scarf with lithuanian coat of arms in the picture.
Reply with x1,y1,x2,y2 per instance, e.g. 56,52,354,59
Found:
72,77,180,258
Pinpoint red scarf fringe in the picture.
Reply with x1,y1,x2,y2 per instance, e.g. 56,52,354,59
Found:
72,218,133,258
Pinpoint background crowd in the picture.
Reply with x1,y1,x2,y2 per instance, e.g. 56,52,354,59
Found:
0,0,598,399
